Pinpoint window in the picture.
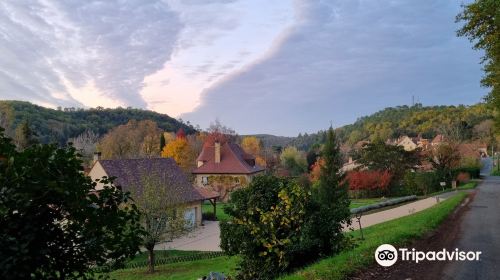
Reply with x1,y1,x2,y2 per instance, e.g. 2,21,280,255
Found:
201,176,208,185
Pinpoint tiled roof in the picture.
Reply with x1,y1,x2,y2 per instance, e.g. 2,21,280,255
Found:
193,142,265,174
98,158,205,204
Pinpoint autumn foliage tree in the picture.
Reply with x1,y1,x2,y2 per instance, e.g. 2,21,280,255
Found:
241,136,266,167
98,120,162,159
161,129,196,173
346,170,393,198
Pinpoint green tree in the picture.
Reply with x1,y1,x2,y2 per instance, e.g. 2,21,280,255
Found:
358,139,421,186
305,127,351,255
456,0,500,131
220,175,309,279
280,146,307,176
0,129,143,280
160,132,166,151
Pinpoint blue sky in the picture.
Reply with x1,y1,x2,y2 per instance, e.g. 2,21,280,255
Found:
0,0,485,136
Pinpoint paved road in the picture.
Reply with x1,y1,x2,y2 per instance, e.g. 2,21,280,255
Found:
480,157,493,177
440,175,500,280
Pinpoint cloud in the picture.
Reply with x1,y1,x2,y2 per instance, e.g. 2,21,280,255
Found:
140,0,295,117
182,0,487,136
0,0,181,108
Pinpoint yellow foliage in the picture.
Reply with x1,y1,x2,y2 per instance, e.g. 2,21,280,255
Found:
161,138,195,172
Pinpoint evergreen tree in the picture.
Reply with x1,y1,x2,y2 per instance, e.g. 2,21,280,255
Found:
160,132,166,151
304,127,351,255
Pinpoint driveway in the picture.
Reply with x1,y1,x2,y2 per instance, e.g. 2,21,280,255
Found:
440,176,500,280
155,220,222,252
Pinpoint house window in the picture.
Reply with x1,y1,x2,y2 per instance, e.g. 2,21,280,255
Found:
202,176,208,185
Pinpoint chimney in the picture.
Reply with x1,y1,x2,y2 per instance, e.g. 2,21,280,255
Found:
214,142,221,163
93,152,101,163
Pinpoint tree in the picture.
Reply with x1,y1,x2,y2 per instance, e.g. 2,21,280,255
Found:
241,136,266,166
309,158,324,183
160,132,166,151
206,119,237,145
68,130,99,167
14,120,38,150
306,127,351,255
457,0,500,131
0,129,143,279
358,139,421,186
98,120,162,159
428,143,462,183
161,137,196,173
346,170,393,197
280,146,307,176
220,175,310,279
129,173,189,273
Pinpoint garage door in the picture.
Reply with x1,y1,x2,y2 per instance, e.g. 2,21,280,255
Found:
184,207,196,227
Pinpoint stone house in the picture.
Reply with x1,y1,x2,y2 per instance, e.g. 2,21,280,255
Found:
192,141,265,201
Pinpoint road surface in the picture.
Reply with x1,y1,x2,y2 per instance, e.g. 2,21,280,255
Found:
440,175,500,280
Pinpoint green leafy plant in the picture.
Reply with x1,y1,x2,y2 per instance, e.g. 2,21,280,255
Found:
0,128,143,280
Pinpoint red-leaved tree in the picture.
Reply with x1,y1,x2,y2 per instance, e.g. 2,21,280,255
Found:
345,170,392,198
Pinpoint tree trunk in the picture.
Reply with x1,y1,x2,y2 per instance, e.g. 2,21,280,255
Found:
147,247,155,273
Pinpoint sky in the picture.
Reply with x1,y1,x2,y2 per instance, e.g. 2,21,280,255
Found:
0,0,486,136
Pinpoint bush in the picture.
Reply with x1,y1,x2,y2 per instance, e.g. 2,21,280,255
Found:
403,171,440,196
220,175,310,279
453,167,481,179
456,172,470,184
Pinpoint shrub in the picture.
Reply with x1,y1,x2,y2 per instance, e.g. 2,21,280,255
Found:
403,171,440,196
453,167,481,179
456,172,471,184
220,175,310,279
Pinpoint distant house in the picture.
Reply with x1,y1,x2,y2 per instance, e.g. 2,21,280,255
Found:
341,157,361,173
432,134,446,146
192,141,265,201
397,136,418,151
396,135,430,151
89,155,214,226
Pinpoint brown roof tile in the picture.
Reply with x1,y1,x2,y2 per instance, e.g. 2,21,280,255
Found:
98,158,205,204
193,142,265,174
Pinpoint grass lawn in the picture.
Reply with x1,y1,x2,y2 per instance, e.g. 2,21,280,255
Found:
108,255,239,280
204,199,387,219
124,250,213,267
457,181,478,190
349,198,385,209
202,201,231,222
279,192,467,280
109,192,466,280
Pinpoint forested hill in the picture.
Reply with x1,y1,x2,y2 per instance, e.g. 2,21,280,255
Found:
0,100,195,145
339,103,494,144
253,103,495,151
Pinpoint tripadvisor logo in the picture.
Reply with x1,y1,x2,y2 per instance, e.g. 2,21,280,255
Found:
374,244,482,267
375,244,398,267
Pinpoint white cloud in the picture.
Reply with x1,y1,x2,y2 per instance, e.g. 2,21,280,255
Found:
141,0,296,117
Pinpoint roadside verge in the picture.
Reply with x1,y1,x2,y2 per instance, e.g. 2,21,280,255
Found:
280,192,469,280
